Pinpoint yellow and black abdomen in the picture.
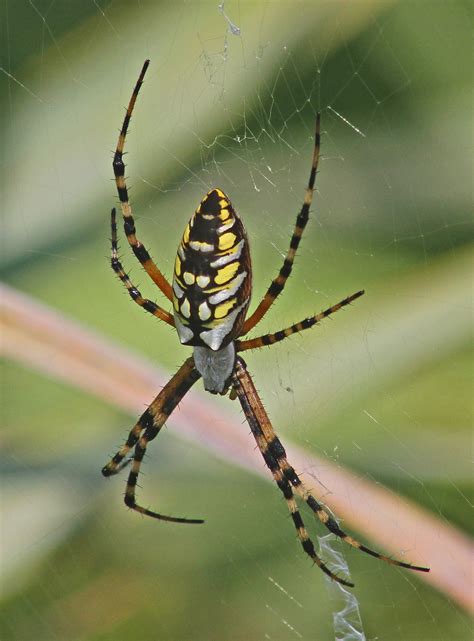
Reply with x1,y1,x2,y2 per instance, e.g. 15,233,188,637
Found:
172,188,252,351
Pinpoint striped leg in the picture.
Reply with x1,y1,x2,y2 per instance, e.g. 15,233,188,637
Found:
101,420,142,477
233,358,430,579
110,208,174,326
241,114,321,335
102,357,204,524
232,357,353,587
237,290,364,352
280,463,429,573
113,59,173,302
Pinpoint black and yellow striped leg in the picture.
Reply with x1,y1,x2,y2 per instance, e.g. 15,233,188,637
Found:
101,421,143,477
232,357,353,587
110,208,175,326
113,59,173,302
236,357,431,575
236,358,429,572
241,114,321,335
237,290,364,352
284,468,429,573
102,357,204,524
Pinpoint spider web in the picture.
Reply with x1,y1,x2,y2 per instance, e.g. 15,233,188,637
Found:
1,2,472,641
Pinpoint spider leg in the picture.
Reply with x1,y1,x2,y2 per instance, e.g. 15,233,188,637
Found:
284,467,429,573
233,358,429,577
113,59,173,302
241,114,320,335
102,357,204,524
110,208,174,326
101,419,142,477
236,290,364,352
232,357,353,587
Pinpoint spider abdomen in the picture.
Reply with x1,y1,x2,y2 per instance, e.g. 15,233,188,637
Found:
172,188,252,351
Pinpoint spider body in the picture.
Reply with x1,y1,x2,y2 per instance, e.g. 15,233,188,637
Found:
172,188,252,392
173,190,251,347
102,60,429,587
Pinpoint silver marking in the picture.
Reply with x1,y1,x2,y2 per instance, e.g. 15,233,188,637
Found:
196,275,210,288
180,297,191,318
198,301,212,321
172,280,184,299
189,240,214,252
183,271,195,285
210,239,245,269
217,218,235,234
208,271,247,305
174,315,195,344
178,245,185,260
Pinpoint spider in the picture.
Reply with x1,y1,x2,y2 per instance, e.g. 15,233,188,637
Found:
102,60,429,587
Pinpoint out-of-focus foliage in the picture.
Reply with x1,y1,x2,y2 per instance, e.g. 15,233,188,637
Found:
1,2,472,640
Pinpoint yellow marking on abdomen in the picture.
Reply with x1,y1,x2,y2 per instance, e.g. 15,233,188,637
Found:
174,255,182,276
214,298,237,319
211,239,245,266
214,261,239,285
183,224,191,244
218,232,236,251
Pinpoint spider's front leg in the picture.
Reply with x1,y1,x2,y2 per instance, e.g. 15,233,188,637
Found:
102,357,204,524
241,114,321,335
113,59,173,301
109,208,175,326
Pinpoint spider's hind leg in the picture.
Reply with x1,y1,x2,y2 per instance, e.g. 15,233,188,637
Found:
232,358,353,587
102,421,143,477
102,357,204,525
232,357,429,583
123,426,203,525
260,439,353,587
284,467,429,573
260,420,430,574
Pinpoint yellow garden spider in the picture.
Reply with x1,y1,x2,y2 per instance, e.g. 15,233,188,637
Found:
102,60,429,587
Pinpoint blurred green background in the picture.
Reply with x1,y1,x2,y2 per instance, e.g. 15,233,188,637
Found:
1,2,472,640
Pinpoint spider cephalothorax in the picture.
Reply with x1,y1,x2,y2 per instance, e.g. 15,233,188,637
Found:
102,60,429,587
